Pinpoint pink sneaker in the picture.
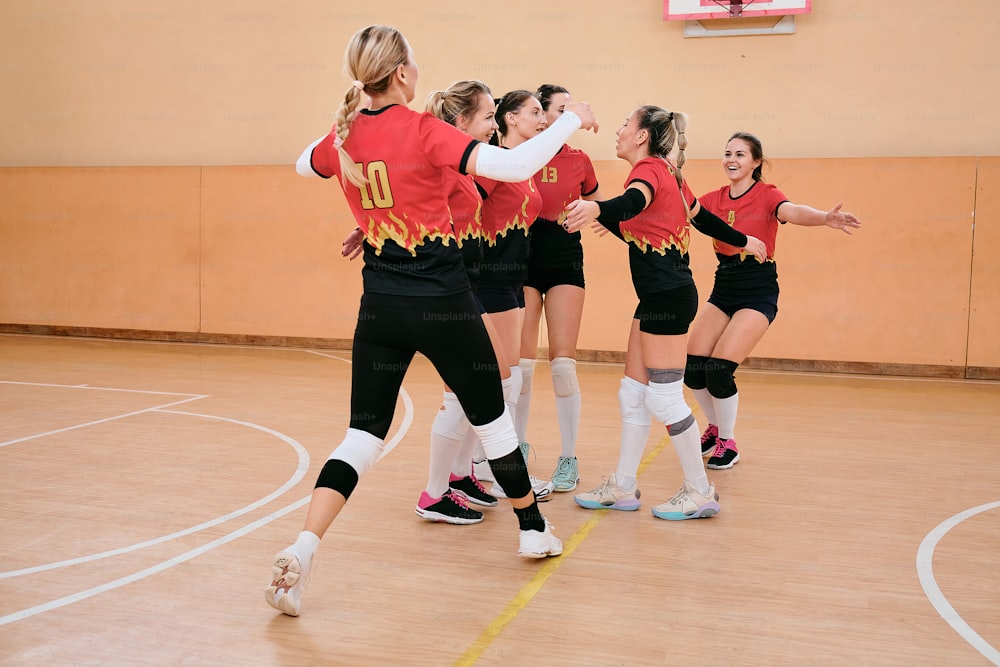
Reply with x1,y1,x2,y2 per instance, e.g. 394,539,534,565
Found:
701,424,719,457
707,437,740,469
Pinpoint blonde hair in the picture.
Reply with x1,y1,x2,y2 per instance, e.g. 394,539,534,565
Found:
336,25,409,186
635,105,690,215
425,80,493,127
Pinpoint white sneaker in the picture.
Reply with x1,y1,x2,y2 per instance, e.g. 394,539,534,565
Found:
650,482,721,521
264,550,312,616
492,475,554,502
472,458,494,484
518,520,563,559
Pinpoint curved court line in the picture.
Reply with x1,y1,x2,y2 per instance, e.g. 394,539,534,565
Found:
301,348,413,460
0,394,206,449
0,410,310,579
453,435,671,667
0,343,414,622
917,500,1000,665
0,492,312,626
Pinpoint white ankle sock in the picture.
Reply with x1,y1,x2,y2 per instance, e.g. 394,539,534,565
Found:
291,530,320,566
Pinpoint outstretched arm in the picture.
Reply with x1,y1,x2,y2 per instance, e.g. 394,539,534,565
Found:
778,201,861,235
469,102,599,181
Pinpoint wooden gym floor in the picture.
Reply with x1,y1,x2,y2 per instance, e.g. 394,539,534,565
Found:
1,333,998,666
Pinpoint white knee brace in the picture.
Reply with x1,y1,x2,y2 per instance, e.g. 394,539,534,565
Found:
471,407,520,460
550,357,580,397
430,391,470,441
618,376,651,426
519,358,536,395
502,365,523,404
645,379,692,426
329,428,385,478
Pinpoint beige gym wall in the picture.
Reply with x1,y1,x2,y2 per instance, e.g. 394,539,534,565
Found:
1,1,997,376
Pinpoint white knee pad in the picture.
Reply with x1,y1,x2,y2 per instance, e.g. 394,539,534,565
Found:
430,391,470,441
502,365,523,404
471,407,519,459
329,428,385,478
618,376,651,426
645,379,692,426
519,358,536,395
550,356,580,397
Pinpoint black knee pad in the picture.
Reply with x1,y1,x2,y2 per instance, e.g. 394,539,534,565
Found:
705,357,739,399
314,459,360,499
489,449,532,499
684,354,710,390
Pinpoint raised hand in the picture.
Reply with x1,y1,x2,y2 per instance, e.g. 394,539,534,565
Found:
565,102,599,134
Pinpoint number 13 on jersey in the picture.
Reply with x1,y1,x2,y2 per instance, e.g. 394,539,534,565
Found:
539,166,558,183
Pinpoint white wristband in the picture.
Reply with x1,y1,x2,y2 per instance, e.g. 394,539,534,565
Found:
474,111,582,182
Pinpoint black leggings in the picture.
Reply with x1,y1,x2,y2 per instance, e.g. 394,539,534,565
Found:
349,291,504,440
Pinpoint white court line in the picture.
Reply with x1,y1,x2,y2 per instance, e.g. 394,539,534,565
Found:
0,410,311,579
0,343,416,624
917,501,1000,665
0,494,312,626
0,380,201,396
0,394,207,449
303,349,413,461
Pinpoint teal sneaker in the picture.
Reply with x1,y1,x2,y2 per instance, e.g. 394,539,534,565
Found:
551,456,579,492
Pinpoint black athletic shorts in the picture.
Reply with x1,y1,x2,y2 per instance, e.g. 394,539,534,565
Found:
524,265,585,294
476,282,525,314
707,291,778,324
634,283,699,335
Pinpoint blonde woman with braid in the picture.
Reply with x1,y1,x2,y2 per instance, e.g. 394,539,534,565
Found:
265,25,599,617
563,106,764,520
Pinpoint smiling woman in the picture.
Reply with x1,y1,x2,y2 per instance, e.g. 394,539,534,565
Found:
684,131,861,471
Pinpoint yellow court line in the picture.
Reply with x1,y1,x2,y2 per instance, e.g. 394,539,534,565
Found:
453,434,670,667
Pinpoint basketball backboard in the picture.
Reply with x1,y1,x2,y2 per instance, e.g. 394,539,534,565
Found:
663,0,811,21
664,0,811,37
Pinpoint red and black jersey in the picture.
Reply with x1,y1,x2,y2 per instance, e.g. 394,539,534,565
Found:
699,181,789,296
619,157,697,298
444,170,484,288
530,144,600,269
474,175,542,285
308,104,479,296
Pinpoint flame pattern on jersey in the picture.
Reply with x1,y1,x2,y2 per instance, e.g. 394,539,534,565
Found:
618,158,694,258
358,213,457,257
482,193,532,247
622,227,690,257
